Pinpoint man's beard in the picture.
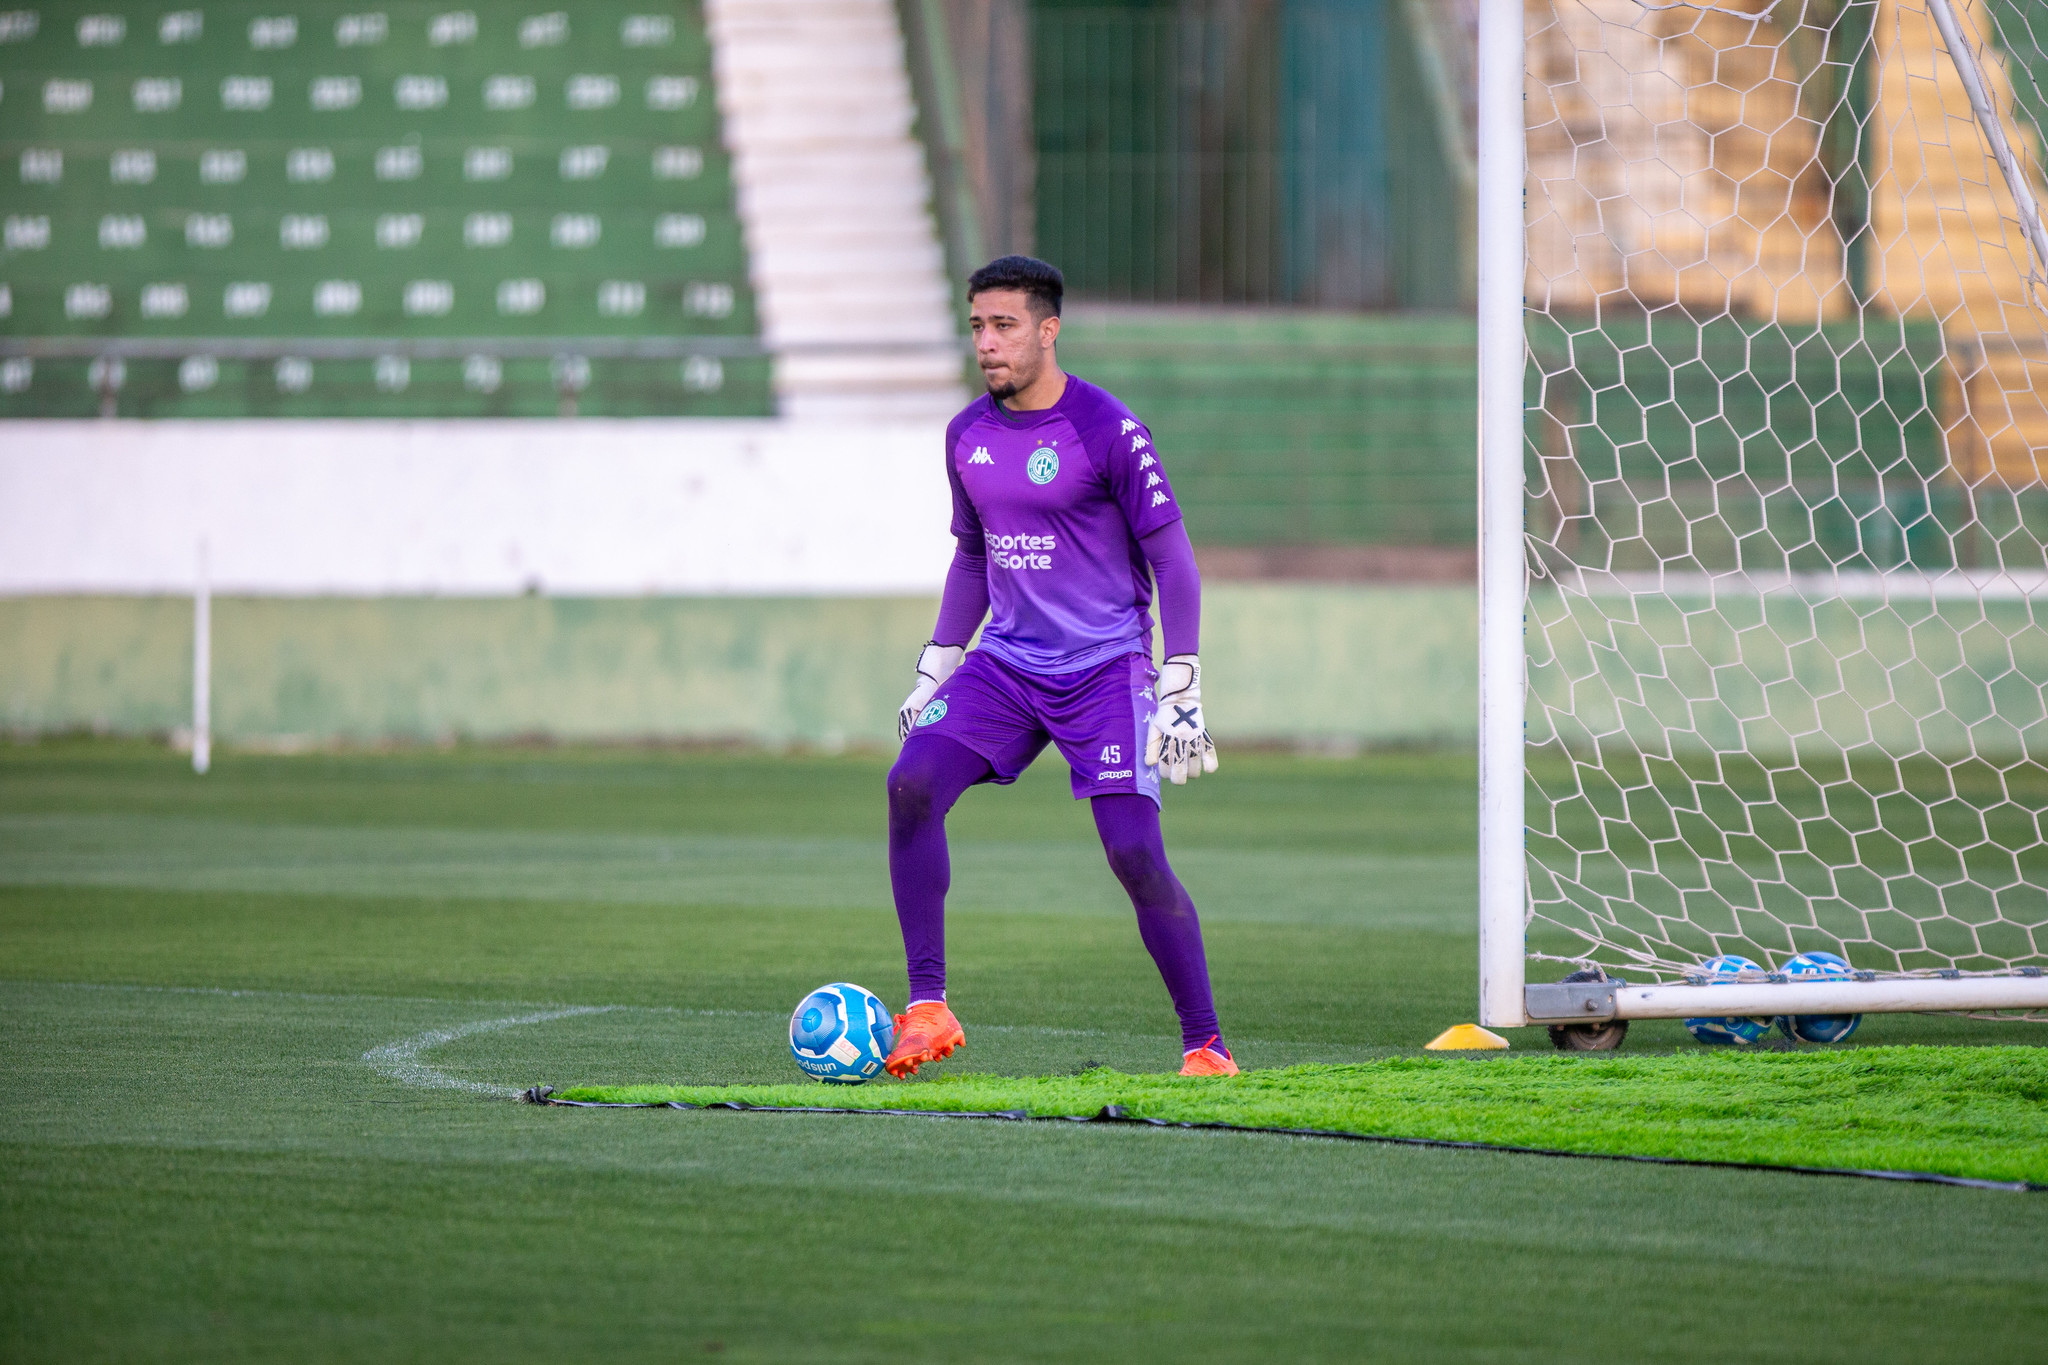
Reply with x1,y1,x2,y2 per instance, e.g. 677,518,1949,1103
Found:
983,359,1029,400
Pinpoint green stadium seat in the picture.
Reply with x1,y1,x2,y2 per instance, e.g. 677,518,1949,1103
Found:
0,1,770,417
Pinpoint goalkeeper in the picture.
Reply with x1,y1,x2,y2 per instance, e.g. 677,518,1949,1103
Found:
884,255,1232,1080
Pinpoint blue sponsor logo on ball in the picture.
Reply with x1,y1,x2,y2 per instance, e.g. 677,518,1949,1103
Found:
1774,950,1862,1043
1683,954,1774,1045
1026,448,1059,484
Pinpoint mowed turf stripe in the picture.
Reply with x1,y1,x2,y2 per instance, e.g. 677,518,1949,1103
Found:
0,813,1469,927
13,745,2048,1363
551,1050,2048,1188
0,884,1479,1055
535,1093,2039,1193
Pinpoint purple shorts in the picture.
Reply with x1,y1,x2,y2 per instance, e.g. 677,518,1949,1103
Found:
910,649,1163,804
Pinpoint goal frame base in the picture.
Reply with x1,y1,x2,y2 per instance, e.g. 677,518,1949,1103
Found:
1517,974,2048,1028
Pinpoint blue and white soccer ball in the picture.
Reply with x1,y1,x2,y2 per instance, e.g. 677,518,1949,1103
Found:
1683,955,1774,1045
789,983,896,1084
1774,951,1862,1044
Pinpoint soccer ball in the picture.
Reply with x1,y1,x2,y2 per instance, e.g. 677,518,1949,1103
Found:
1774,951,1862,1044
1683,955,1774,1045
789,983,896,1083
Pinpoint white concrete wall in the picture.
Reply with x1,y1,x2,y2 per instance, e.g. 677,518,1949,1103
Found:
0,419,954,596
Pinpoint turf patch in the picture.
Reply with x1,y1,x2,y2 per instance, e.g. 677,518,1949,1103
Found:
551,1047,2048,1188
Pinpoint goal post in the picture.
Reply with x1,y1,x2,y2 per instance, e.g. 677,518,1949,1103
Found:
1477,0,2048,1032
1477,0,1532,1029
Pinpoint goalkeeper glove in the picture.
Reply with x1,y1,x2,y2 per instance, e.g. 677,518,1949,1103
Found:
897,642,965,742
1145,654,1218,784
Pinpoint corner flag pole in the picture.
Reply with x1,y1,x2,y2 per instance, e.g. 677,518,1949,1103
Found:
1475,0,1526,1029
193,539,211,776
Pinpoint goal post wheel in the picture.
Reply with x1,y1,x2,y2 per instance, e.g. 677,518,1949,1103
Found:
1547,1019,1629,1051
1543,968,1629,1051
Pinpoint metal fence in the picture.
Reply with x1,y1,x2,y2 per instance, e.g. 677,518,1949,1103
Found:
1031,0,1470,307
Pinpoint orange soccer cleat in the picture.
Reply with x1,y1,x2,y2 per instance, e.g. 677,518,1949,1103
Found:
1179,1037,1239,1077
884,1000,965,1078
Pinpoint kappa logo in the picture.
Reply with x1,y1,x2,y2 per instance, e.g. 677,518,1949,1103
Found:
968,446,993,465
1026,447,1060,484
1137,453,1156,470
1120,418,1139,434
1097,769,1135,781
1145,473,1162,488
1150,490,1170,507
1132,433,1149,450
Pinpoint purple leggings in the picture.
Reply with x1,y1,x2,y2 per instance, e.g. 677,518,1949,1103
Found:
887,733,1224,1053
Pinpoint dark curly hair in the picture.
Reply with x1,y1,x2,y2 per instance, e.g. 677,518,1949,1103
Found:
967,255,1064,318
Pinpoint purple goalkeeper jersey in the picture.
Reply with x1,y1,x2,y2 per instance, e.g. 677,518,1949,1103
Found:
945,375,1184,674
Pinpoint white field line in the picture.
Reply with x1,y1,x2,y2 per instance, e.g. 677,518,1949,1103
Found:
353,1008,1189,1098
363,1006,622,1098
354,1010,1155,1099
11,983,1289,1081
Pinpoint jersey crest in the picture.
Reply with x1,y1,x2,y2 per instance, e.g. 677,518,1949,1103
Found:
944,378,1174,674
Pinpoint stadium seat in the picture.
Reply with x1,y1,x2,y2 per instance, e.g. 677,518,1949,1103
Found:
0,2,771,416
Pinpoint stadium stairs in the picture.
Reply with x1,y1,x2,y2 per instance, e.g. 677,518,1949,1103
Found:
706,0,966,418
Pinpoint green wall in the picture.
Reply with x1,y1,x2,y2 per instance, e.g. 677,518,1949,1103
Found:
0,588,1480,748
18,587,2034,757
1058,311,1477,548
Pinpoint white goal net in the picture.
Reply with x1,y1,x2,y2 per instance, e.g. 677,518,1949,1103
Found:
1505,0,2048,1019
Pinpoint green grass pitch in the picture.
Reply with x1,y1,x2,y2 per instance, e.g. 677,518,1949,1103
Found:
4,739,2046,1362
558,1049,2048,1187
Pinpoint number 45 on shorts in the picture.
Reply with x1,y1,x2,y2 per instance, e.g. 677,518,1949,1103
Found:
1099,744,1122,764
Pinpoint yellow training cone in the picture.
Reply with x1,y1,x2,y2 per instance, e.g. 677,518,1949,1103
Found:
1424,1023,1510,1051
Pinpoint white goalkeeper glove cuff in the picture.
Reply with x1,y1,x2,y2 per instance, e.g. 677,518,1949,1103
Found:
898,641,965,742
1145,653,1219,785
